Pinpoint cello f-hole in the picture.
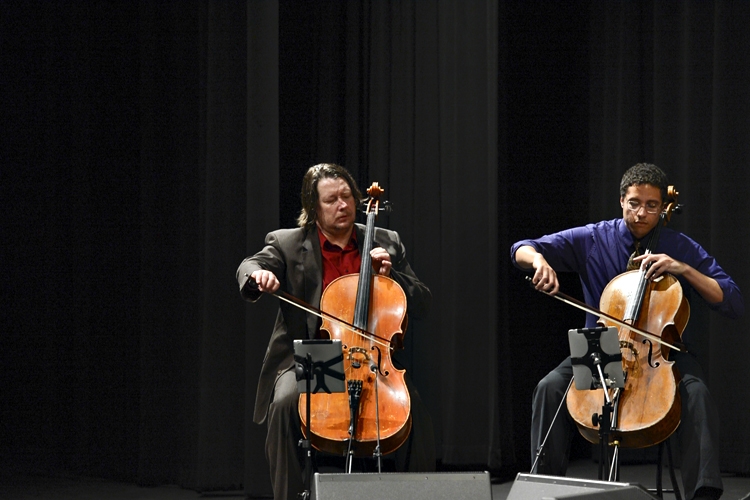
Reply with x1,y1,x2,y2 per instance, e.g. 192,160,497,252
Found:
370,345,388,377
644,339,660,368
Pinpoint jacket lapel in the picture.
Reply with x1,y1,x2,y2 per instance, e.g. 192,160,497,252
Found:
302,229,323,338
355,223,366,247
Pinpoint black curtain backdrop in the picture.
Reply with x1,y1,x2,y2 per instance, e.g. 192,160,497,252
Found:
2,0,749,497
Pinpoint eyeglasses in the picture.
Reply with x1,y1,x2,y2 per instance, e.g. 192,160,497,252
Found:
626,199,663,214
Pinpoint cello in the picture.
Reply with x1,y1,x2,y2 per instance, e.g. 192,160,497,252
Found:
566,186,688,449
298,182,412,459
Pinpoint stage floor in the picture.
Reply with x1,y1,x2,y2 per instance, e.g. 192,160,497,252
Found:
2,459,748,499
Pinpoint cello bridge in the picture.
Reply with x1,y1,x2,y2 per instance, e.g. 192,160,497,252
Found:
347,346,370,370
619,340,638,357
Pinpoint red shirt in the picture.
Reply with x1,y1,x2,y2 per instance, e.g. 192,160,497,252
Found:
318,228,362,292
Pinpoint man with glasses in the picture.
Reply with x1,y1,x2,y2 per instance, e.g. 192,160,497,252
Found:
511,163,743,500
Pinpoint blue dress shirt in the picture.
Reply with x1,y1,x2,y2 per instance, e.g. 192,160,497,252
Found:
510,219,744,333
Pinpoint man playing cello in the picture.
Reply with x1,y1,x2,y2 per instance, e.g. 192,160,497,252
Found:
511,163,743,500
237,163,435,500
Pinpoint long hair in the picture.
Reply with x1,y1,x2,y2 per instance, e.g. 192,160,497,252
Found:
297,163,362,229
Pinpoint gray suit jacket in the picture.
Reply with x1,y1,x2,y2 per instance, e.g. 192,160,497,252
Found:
237,224,431,424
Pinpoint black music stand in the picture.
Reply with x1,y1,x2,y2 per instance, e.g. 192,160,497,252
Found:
293,339,346,500
568,326,625,481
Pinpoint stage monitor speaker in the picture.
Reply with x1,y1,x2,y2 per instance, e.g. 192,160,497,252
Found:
506,473,659,499
312,471,491,500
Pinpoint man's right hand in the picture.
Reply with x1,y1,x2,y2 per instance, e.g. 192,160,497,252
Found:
530,253,559,294
251,270,280,293
515,245,560,294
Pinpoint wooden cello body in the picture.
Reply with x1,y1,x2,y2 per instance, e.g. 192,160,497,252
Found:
298,183,412,457
566,186,688,449
566,270,689,448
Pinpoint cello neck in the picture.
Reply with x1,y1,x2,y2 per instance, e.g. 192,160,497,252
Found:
352,183,384,330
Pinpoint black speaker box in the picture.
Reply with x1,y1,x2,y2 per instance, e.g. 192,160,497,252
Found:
312,471,492,500
506,473,659,499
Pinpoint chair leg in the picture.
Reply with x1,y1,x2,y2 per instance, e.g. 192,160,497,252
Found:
665,438,682,500
655,441,664,498
652,439,682,499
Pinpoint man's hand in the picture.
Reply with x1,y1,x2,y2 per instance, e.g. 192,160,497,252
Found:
251,270,280,293
633,253,684,281
633,253,724,304
515,245,559,294
370,247,392,276
530,252,559,294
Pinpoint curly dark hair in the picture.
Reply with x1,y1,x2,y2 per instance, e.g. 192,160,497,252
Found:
297,163,362,229
619,163,668,201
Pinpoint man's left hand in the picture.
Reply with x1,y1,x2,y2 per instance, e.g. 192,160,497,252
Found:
370,247,392,276
634,253,685,280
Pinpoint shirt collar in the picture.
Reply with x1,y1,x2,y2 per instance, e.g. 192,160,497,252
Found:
618,218,659,250
317,227,358,251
